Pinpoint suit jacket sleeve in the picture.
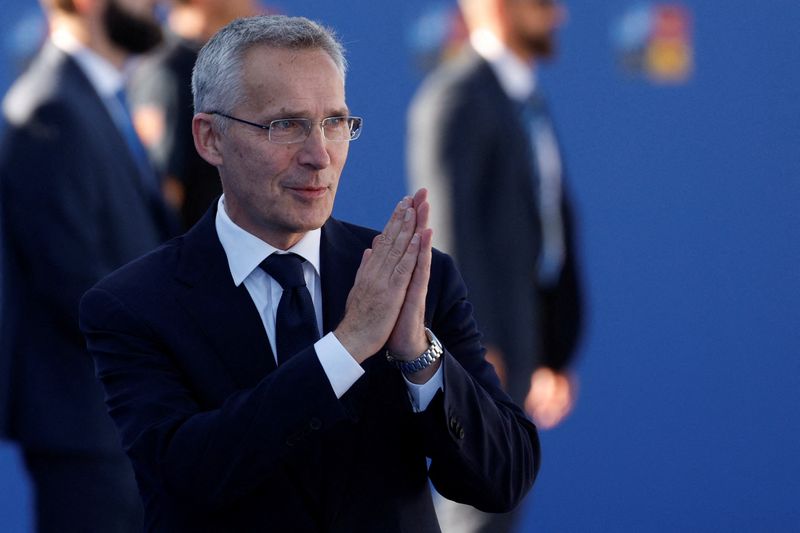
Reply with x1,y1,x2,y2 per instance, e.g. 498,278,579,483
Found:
417,251,540,512
80,281,356,510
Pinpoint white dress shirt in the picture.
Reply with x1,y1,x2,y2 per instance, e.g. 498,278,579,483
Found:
215,196,443,410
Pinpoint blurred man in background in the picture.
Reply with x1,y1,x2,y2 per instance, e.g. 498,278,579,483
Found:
128,0,269,229
408,0,583,530
0,0,175,530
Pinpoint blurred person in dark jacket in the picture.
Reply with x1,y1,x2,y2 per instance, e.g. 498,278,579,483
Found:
408,0,583,530
0,0,175,530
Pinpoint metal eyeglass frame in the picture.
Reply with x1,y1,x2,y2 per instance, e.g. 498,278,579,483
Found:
208,111,363,144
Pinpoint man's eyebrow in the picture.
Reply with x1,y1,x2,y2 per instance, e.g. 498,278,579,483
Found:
269,107,351,119
327,107,351,117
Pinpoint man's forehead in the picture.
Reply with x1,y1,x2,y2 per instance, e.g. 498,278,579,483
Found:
240,47,346,112
242,47,343,86
244,44,340,72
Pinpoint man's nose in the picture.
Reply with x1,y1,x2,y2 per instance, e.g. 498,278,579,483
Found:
296,125,331,169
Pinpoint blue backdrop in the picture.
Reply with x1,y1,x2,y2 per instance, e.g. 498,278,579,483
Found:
2,1,798,531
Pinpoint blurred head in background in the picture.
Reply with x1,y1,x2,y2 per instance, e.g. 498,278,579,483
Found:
40,0,162,65
458,0,567,62
166,0,264,43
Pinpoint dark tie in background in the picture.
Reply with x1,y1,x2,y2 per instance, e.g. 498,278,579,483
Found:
112,88,160,193
520,91,566,286
260,253,321,365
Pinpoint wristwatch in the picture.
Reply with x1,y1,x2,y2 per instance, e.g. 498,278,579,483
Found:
385,328,444,374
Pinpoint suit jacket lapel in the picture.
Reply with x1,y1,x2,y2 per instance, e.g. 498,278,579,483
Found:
319,218,363,335
173,214,369,390
175,206,276,388
470,49,539,214
173,213,404,399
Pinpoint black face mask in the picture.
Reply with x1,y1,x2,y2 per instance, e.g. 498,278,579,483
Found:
104,0,163,55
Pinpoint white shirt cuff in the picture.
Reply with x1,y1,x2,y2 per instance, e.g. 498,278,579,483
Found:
315,332,365,399
403,364,444,412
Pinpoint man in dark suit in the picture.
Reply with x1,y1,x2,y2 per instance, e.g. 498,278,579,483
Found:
79,15,539,532
408,0,582,531
0,0,174,531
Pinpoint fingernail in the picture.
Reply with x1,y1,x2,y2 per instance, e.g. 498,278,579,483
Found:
411,233,420,244
404,208,413,221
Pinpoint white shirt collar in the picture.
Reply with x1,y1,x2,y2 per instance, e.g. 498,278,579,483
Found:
215,195,322,286
50,29,125,99
470,28,537,102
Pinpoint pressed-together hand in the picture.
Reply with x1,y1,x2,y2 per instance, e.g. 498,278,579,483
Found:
334,189,433,368
386,189,435,383
386,189,431,355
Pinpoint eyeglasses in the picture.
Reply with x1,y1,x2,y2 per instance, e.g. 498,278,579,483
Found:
209,111,363,144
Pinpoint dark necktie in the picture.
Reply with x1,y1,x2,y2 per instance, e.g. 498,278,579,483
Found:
259,253,320,365
520,92,566,286
112,88,159,193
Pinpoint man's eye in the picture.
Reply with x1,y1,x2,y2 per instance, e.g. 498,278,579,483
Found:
325,117,345,128
271,119,300,131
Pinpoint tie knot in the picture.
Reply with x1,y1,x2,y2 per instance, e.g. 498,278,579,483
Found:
260,253,307,289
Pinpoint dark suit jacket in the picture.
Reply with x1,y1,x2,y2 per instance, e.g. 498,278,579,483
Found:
0,42,175,451
79,205,540,532
408,47,582,403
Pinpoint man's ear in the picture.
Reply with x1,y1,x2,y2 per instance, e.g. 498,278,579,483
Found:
193,113,224,167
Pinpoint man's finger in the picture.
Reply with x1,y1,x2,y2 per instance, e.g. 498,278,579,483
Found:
389,232,421,288
380,196,411,244
351,247,373,287
411,188,430,233
416,199,430,233
374,205,417,271
411,188,428,211
403,228,433,310
362,197,411,277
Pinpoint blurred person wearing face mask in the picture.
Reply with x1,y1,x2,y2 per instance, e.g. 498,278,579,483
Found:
0,0,176,531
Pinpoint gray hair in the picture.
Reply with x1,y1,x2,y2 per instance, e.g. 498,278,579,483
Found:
192,15,347,127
